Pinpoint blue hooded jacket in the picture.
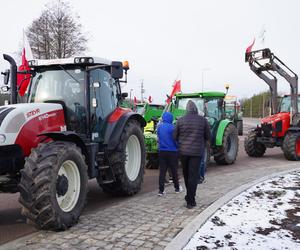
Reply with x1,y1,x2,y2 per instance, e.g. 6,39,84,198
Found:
157,112,178,152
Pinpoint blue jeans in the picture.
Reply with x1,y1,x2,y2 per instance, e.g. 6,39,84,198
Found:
199,147,207,179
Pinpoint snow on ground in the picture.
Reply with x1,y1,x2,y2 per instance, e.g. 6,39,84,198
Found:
184,171,300,250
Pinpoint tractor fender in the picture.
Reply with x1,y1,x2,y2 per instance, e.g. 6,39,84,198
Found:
39,131,88,159
286,127,300,134
215,119,234,146
105,112,146,151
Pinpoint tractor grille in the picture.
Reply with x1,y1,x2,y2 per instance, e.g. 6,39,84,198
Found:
261,123,273,137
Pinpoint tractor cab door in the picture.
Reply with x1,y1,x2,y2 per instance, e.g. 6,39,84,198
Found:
89,68,118,142
205,97,224,134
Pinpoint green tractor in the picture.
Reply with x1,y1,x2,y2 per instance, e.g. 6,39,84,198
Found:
135,103,165,169
144,91,239,168
171,92,239,165
135,103,165,123
224,95,243,135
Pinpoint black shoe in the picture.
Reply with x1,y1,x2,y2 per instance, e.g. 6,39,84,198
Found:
191,201,197,207
186,204,194,209
198,177,204,184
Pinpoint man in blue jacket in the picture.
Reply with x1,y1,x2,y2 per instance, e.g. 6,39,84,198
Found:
157,111,182,196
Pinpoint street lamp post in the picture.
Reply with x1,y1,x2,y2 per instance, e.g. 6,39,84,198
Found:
202,68,211,92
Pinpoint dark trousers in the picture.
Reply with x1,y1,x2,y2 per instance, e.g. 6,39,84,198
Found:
159,151,179,192
180,155,201,205
199,149,206,179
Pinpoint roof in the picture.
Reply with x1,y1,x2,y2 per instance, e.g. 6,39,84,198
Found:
28,56,112,67
175,91,226,98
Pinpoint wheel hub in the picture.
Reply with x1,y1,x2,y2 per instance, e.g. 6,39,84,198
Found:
56,174,69,197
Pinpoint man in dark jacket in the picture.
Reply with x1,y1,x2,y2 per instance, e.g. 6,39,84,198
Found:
157,112,182,196
173,100,210,208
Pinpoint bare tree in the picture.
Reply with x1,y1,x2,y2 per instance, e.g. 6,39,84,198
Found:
27,0,87,59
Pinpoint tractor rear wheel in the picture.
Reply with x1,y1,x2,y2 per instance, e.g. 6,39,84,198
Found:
237,120,243,136
244,130,266,157
282,132,300,161
18,141,88,230
100,120,145,196
214,123,239,165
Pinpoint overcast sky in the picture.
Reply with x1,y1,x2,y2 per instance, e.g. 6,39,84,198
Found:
0,0,299,103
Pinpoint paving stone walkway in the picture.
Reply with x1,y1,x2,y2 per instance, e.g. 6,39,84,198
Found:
3,154,299,250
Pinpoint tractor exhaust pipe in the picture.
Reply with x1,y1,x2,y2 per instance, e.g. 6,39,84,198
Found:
3,54,17,104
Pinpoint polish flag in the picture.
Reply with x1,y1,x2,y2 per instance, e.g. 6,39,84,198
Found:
166,80,181,104
17,48,31,96
17,32,33,96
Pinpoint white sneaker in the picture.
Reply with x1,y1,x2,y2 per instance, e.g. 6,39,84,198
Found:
157,191,166,196
175,185,183,193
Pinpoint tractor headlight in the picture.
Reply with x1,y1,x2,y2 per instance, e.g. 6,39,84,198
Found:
0,134,6,143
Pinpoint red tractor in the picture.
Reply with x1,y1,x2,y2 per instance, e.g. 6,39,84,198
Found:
0,54,146,230
244,48,300,160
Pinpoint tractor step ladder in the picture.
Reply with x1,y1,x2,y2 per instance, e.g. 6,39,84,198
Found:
96,152,116,184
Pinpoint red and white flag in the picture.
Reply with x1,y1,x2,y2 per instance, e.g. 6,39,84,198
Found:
148,95,152,103
17,48,31,96
17,32,33,96
166,80,181,104
246,38,255,53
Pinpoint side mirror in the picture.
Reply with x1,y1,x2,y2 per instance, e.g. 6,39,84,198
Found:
121,92,128,99
111,61,123,79
1,70,10,85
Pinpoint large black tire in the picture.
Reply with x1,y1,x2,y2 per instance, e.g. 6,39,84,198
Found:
100,120,145,196
214,123,239,165
282,132,300,161
145,153,159,169
237,120,243,136
18,141,88,230
244,130,266,157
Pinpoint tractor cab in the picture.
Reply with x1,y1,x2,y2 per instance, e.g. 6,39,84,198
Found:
10,56,129,142
224,95,243,135
172,92,226,131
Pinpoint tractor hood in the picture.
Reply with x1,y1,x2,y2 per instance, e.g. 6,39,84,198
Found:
261,112,290,125
0,103,66,155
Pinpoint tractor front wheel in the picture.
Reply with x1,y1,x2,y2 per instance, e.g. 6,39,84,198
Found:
18,141,88,230
282,132,300,161
100,120,145,196
214,124,239,165
244,130,266,157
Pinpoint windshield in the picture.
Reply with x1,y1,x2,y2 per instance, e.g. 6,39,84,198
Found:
204,98,223,120
29,67,84,105
136,105,145,115
177,97,204,114
29,66,86,132
279,96,300,112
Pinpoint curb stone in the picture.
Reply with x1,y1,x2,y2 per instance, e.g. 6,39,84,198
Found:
166,164,300,250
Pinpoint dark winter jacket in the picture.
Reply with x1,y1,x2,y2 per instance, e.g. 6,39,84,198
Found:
157,112,178,152
173,100,210,156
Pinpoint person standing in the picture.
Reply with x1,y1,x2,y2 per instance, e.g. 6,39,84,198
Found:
198,143,207,184
173,100,210,208
157,112,182,196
